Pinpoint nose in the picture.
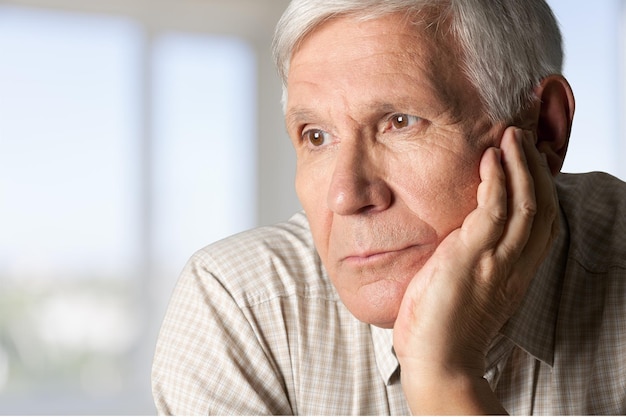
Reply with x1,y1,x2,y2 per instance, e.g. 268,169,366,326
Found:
327,141,392,215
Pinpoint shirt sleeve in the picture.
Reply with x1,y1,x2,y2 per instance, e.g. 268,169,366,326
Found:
151,250,293,415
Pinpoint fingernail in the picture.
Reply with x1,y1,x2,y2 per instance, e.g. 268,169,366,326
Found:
494,147,502,162
514,128,524,143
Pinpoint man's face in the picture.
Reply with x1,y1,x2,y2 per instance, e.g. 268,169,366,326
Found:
285,12,503,328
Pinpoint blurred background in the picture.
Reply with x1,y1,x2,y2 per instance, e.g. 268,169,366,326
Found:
0,0,624,414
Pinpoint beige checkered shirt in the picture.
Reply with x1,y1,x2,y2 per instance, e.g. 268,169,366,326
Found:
152,172,626,415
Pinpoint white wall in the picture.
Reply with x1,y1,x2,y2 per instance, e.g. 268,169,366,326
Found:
549,0,625,180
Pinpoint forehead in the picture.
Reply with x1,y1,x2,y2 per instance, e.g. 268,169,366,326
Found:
285,12,472,125
290,11,449,76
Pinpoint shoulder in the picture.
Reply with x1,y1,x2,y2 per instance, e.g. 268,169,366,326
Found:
184,211,337,307
550,173,626,413
154,213,326,415
556,171,626,211
556,172,626,272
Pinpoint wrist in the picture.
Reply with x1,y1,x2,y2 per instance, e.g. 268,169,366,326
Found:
400,362,507,415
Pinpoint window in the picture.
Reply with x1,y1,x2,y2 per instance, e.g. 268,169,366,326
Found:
0,5,259,414
151,33,256,276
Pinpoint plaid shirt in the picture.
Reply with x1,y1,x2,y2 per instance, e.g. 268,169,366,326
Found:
152,172,626,415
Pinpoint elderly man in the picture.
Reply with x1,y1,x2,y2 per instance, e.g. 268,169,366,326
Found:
152,0,626,414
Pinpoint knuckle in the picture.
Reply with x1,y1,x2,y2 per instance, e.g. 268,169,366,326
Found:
489,213,508,227
518,198,537,218
488,206,508,226
476,253,506,286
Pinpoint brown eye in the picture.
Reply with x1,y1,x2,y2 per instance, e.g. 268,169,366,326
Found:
303,129,328,147
388,113,419,131
392,114,409,129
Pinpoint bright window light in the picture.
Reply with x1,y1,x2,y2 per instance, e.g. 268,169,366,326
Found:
0,5,257,415
0,7,142,279
151,33,257,274
0,6,143,413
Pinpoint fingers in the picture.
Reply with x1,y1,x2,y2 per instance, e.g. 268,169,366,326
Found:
497,128,536,262
458,145,507,254
462,126,559,297
516,129,560,268
497,127,559,296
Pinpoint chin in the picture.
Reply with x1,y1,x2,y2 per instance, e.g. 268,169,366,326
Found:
350,304,400,328
342,281,407,328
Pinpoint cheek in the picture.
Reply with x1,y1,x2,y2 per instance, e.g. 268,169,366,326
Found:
294,167,309,211
295,161,329,215
392,150,481,235
295,161,333,252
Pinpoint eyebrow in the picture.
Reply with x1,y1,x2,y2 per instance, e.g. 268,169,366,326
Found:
285,100,414,132
284,107,320,133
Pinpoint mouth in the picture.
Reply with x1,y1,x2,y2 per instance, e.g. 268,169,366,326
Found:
342,245,423,266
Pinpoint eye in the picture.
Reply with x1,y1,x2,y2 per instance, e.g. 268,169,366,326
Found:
387,113,420,131
302,129,330,147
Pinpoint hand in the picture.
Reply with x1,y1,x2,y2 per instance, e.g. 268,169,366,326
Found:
393,127,559,414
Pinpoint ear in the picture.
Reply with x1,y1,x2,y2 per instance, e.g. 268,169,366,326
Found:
533,75,575,176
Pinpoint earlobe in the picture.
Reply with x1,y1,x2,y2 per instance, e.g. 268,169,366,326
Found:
534,75,575,176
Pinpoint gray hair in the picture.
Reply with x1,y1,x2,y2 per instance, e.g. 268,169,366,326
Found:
272,0,563,122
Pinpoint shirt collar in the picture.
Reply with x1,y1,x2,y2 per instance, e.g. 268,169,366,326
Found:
370,325,399,385
494,208,569,367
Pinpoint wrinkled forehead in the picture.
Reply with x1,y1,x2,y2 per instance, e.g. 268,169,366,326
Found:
279,7,460,112
289,11,456,76
285,11,478,127
280,3,455,84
